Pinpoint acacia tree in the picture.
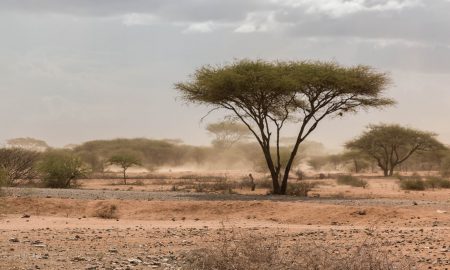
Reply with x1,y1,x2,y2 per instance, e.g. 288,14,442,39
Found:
0,148,40,186
7,137,49,151
176,60,393,194
346,124,445,176
206,120,250,148
108,152,141,184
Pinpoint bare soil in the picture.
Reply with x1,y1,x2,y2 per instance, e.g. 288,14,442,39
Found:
1,174,449,269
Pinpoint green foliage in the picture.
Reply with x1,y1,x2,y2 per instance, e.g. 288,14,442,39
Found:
108,151,141,169
206,120,250,148
398,174,426,191
425,177,450,189
346,124,445,176
0,168,6,187
6,137,49,151
337,175,368,188
176,59,393,194
440,154,450,177
39,150,87,188
74,138,210,172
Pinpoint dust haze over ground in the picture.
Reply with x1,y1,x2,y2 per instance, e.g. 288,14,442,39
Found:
1,1,450,147
2,1,450,270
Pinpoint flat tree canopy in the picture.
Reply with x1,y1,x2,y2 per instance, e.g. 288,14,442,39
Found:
108,151,141,184
206,121,250,148
175,60,394,194
346,124,445,176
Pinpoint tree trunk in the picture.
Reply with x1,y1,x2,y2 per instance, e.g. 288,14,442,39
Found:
389,166,395,176
354,160,359,173
123,169,127,185
261,149,280,194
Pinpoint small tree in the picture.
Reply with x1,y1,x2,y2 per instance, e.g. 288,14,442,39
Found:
341,150,371,173
0,148,40,186
108,152,141,184
176,60,393,194
39,150,87,188
346,124,445,176
206,120,250,148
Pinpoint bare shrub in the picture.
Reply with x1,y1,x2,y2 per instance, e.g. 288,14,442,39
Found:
93,202,119,219
337,175,368,188
286,182,316,197
183,228,411,270
0,148,40,186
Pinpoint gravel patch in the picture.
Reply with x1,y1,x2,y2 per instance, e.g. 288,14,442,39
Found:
3,187,450,207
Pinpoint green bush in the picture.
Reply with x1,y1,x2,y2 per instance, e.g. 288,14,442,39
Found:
337,175,368,188
399,174,426,191
39,151,88,188
426,177,450,189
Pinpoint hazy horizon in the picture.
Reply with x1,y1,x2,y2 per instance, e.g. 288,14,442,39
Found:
1,0,450,149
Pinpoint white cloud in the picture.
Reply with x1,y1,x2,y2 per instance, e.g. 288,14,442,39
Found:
122,13,159,26
183,21,216,33
234,11,284,33
273,0,422,17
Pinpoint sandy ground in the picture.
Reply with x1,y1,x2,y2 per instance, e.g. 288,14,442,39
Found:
1,175,450,269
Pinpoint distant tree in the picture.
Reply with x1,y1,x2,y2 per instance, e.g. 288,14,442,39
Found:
307,156,329,171
7,137,49,151
0,148,40,186
206,120,250,148
346,124,445,176
341,151,371,173
108,152,141,184
176,60,393,194
38,150,87,188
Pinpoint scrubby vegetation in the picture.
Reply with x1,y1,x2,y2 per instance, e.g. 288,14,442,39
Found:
397,174,450,191
285,182,316,197
0,148,40,186
337,175,368,188
184,228,411,270
93,202,119,219
38,150,87,188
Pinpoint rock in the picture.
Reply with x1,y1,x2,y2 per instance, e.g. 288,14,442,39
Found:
436,210,447,214
22,214,31,218
128,258,142,265
353,210,367,215
9,238,19,243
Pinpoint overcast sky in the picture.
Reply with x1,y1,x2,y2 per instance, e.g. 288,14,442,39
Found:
1,0,449,149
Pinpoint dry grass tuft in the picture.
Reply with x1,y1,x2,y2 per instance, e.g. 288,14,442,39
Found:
183,228,412,270
93,202,119,219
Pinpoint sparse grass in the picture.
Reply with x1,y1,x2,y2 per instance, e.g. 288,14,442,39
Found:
93,202,119,219
183,228,412,270
337,175,368,188
177,174,227,182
